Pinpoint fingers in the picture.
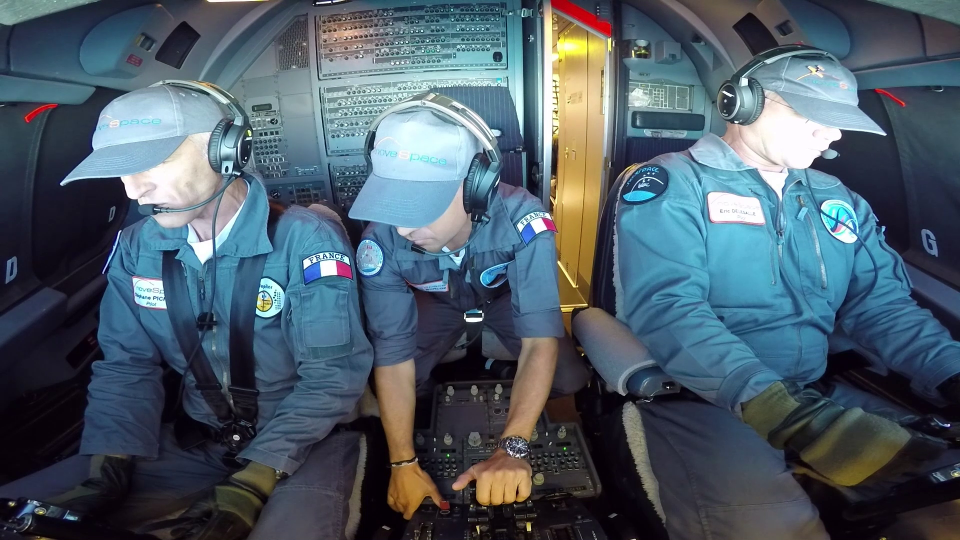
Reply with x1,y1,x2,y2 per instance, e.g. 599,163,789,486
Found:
387,493,399,513
452,467,477,491
517,475,532,503
427,483,447,510
475,471,492,507
402,503,418,521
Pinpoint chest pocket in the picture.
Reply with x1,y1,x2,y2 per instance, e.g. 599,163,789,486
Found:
704,196,786,311
400,260,448,293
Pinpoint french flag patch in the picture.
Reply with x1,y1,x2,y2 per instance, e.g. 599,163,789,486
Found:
302,252,353,284
515,211,557,244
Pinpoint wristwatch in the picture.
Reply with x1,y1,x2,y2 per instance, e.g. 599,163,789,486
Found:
497,435,531,460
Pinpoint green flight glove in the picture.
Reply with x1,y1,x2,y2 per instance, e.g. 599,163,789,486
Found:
172,461,280,540
46,455,133,516
742,381,948,486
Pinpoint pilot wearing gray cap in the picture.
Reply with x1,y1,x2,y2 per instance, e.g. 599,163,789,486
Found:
348,93,590,518
0,81,373,540
613,45,960,539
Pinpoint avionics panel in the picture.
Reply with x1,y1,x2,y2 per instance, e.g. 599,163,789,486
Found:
232,1,524,212
317,4,508,78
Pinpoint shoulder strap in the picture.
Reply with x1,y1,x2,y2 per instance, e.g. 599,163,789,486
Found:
226,201,287,423
162,251,233,424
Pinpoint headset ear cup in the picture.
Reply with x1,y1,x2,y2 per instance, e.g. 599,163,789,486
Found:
208,119,229,174
743,78,766,125
463,158,482,214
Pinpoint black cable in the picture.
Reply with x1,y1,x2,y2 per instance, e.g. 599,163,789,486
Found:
174,175,233,410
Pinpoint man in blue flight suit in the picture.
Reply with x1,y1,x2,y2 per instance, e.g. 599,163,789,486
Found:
614,46,960,539
0,82,374,540
347,94,590,519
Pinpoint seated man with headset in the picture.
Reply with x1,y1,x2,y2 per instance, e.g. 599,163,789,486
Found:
613,45,960,539
348,93,590,518
0,81,373,540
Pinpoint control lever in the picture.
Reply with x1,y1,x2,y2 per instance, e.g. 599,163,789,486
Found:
1,498,159,540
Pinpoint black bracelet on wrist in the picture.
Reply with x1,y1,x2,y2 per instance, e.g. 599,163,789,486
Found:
389,456,419,468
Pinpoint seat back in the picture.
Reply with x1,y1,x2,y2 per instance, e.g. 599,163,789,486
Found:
428,86,524,187
576,150,692,399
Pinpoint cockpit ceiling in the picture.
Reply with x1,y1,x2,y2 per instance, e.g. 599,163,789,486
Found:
869,0,960,26
0,0,99,25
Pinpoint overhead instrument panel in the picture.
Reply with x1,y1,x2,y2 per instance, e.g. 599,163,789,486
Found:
321,77,507,155
317,4,508,78
233,1,523,213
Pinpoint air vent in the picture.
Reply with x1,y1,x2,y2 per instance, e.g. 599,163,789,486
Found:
277,16,309,71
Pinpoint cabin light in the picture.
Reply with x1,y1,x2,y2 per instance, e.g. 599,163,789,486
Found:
551,53,560,62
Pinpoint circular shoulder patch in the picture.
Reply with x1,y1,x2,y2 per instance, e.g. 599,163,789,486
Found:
819,199,859,244
621,164,669,205
256,278,285,319
357,239,384,277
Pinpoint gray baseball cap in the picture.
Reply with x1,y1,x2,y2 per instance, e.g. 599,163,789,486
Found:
348,109,483,228
61,85,224,185
754,55,885,135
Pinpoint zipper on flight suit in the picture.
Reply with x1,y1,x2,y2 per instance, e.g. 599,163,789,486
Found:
798,196,828,290
748,187,779,285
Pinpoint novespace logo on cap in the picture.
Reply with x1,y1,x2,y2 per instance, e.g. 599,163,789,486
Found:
373,140,448,166
96,115,163,131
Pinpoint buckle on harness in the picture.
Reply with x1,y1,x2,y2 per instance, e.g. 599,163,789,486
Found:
464,308,484,324
219,419,257,452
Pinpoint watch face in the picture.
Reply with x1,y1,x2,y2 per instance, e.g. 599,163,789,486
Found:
500,436,530,459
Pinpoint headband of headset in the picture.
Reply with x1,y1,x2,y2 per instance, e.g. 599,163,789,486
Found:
149,79,253,177
730,44,838,87
718,45,839,125
364,92,503,222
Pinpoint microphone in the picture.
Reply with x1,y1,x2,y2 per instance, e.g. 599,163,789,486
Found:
409,220,487,258
138,174,239,216
821,149,839,159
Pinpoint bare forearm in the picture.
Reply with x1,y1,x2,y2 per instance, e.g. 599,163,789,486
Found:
502,338,558,440
375,360,418,462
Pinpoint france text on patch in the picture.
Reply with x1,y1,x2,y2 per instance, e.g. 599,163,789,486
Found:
707,192,766,225
303,252,353,284
515,211,557,244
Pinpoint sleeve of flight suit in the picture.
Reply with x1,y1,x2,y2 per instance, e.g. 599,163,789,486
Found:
508,199,565,339
836,193,960,403
614,159,782,412
356,226,419,367
239,215,374,474
80,226,166,458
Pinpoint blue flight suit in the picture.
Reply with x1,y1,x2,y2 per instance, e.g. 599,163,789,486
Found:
613,134,960,539
358,183,589,396
0,179,374,540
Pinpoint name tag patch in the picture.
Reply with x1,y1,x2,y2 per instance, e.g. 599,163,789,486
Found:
480,261,511,288
255,278,284,318
303,252,353,284
515,211,557,245
707,192,766,225
407,277,449,293
132,276,166,310
820,199,859,244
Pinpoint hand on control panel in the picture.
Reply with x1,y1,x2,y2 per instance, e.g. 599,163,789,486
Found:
452,448,533,506
389,462,450,520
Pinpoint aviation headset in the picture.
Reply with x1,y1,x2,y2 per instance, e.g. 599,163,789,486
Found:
149,79,253,177
716,44,839,125
364,92,503,223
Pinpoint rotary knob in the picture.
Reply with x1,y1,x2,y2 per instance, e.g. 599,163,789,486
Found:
443,433,453,446
558,426,567,439
470,384,479,396
494,383,503,394
533,473,545,486
468,431,482,447
446,385,455,396
530,430,538,442
415,433,425,446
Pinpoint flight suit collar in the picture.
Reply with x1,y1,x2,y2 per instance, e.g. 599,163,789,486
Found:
139,176,274,263
688,133,826,189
